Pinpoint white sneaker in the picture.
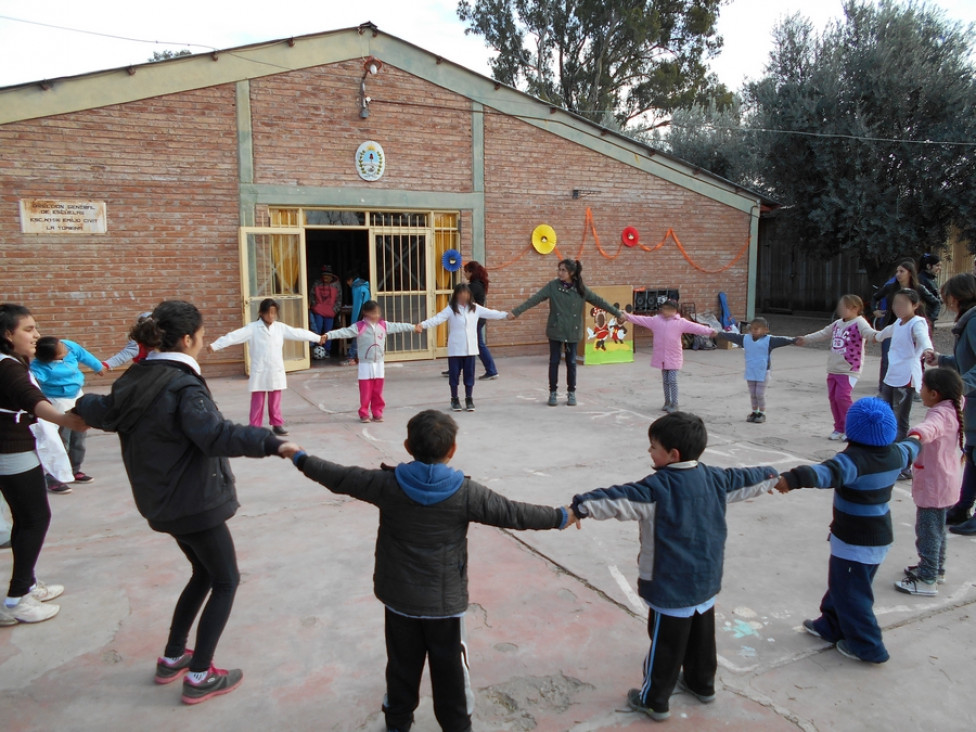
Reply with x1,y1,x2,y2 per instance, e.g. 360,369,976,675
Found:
0,605,17,626
4,594,60,623
828,431,846,441
30,580,64,603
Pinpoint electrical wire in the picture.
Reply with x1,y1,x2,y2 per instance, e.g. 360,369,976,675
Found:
0,13,217,51
670,123,976,147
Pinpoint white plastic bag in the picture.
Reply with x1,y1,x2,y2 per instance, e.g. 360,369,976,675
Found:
31,418,73,483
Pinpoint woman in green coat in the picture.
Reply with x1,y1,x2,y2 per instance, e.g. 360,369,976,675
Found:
512,259,621,406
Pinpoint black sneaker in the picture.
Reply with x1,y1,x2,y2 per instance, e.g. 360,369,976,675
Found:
72,472,94,484
465,398,475,412
155,650,194,684
272,425,289,436
946,507,971,525
676,672,716,704
746,412,757,423
441,370,450,377
754,412,766,424
181,665,243,705
478,373,498,380
626,688,670,721
46,481,72,495
450,398,462,412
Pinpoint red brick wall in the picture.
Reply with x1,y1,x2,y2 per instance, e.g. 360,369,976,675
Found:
481,112,752,348
250,62,473,192
0,85,243,375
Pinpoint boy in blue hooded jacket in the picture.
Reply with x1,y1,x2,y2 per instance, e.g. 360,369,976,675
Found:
288,410,571,732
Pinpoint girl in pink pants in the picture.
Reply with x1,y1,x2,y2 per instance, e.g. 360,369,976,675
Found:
324,301,416,423
797,295,877,440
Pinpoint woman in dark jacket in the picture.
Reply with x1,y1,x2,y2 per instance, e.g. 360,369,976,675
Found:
0,303,87,625
927,274,976,534
464,260,499,380
76,301,296,705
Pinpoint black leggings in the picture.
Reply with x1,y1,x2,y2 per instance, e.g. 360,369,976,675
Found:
165,522,240,672
0,465,51,598
548,340,577,393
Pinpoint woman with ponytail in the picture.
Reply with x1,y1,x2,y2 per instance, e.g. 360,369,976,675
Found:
511,259,621,406
927,273,976,534
75,301,299,705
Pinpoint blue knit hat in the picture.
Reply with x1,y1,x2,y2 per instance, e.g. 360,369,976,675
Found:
844,397,897,447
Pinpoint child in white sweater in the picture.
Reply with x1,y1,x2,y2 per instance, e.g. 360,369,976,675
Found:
418,283,511,412
325,301,416,423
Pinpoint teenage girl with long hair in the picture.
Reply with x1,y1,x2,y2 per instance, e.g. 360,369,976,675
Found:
0,303,85,625
464,260,499,380
76,301,298,704
511,259,621,407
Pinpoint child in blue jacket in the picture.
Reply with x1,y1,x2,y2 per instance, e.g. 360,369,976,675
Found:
30,336,104,488
570,412,778,721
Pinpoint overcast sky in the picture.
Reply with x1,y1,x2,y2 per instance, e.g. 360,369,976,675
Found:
0,0,973,90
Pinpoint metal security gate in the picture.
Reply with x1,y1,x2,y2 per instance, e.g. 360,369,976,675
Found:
265,207,461,361
238,227,310,372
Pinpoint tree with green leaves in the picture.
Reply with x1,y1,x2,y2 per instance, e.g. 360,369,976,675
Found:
743,1,976,280
457,0,731,129
148,49,192,63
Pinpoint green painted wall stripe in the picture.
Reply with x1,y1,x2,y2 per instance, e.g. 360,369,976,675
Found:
236,80,256,227
471,101,486,263
242,183,484,211
747,205,760,320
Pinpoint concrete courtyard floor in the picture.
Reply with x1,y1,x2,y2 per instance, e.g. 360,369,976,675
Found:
2,330,975,731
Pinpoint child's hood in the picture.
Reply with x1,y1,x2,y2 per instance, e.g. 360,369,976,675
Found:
394,461,465,505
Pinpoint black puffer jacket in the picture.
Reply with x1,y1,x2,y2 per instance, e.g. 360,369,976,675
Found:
296,455,565,617
76,359,282,534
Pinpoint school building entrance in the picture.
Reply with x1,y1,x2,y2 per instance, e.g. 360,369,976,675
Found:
239,208,461,372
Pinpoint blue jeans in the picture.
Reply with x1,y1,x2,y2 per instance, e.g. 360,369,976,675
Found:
448,356,476,399
310,314,334,356
811,555,888,663
878,338,891,390
476,319,498,377
915,507,947,581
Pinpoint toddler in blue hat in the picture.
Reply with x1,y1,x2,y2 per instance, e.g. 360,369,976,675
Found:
775,397,920,663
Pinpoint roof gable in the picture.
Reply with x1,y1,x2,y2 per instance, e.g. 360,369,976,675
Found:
0,24,763,212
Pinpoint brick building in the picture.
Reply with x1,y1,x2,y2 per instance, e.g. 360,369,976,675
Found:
0,24,764,375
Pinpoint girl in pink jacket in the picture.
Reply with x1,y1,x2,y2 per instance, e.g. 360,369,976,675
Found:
623,300,715,412
896,367,964,596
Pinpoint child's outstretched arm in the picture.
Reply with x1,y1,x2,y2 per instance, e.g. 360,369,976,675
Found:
796,323,832,347
290,451,393,505
279,323,325,344
714,331,745,346
571,479,656,523
385,321,420,335
419,306,452,331
324,324,360,341
466,481,571,530
873,324,894,343
208,324,253,353
711,465,779,502
69,341,106,373
768,336,798,350
473,304,510,321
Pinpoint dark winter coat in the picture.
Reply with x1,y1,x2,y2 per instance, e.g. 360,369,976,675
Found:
76,359,282,534
512,279,621,343
295,455,566,617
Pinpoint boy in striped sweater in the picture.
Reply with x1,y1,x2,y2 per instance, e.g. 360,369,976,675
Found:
776,397,921,663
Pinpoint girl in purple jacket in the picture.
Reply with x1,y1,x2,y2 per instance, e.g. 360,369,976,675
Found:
623,300,715,413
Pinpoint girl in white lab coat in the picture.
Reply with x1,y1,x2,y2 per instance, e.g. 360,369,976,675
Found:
419,284,511,412
209,299,324,435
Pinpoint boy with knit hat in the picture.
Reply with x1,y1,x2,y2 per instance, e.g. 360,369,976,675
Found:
776,397,921,663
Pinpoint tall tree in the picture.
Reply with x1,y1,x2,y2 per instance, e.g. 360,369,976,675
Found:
457,0,731,128
744,1,976,279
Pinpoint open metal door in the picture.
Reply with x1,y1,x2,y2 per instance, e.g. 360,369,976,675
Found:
238,227,310,372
